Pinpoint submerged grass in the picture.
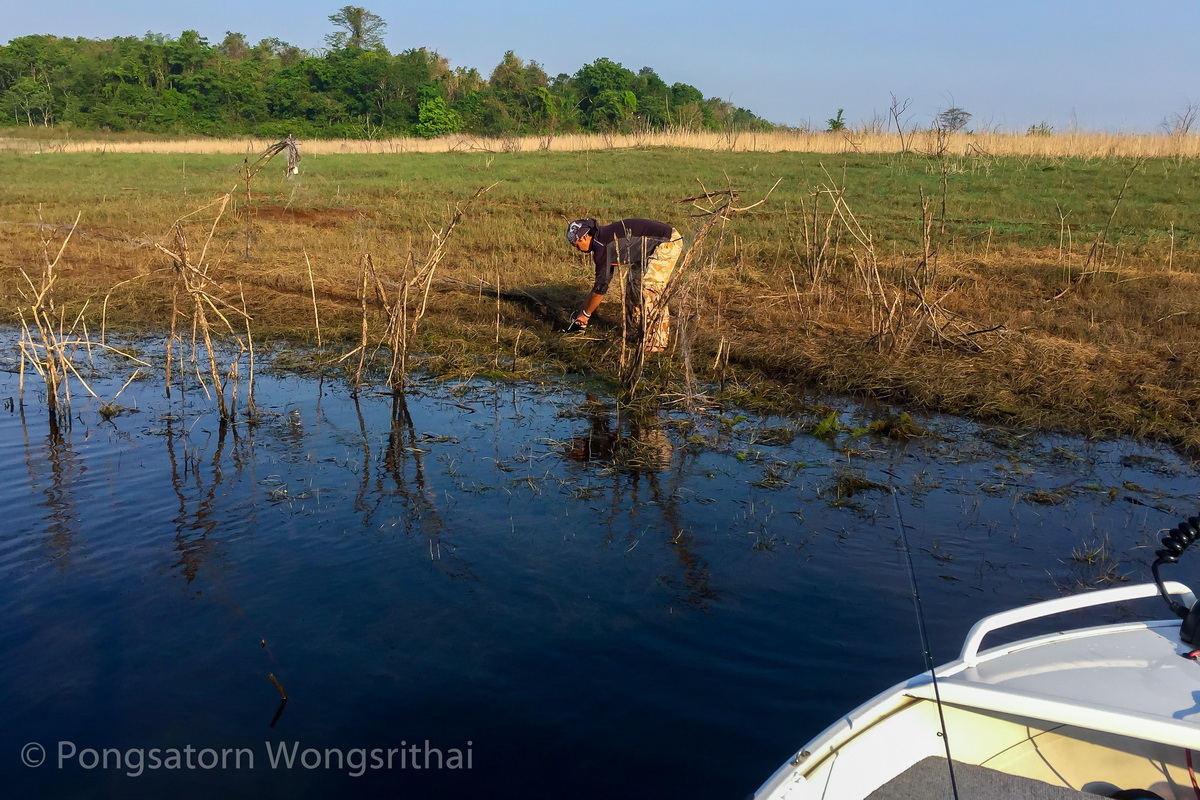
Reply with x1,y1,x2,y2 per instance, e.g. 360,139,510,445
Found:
1,148,1199,450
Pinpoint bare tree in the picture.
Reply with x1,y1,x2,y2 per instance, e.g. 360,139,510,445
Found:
1162,102,1198,136
860,109,888,135
889,93,914,152
325,6,387,51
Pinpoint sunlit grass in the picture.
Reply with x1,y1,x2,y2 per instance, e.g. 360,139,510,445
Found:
1,127,1198,159
2,146,1199,450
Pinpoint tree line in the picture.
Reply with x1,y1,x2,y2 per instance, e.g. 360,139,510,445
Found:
0,7,772,139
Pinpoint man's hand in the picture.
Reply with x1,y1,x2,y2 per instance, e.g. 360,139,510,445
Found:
566,308,591,331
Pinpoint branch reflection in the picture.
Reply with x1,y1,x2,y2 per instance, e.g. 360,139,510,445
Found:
354,392,472,580
22,404,80,564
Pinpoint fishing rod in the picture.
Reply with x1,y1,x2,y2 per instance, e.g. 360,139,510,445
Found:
890,487,960,800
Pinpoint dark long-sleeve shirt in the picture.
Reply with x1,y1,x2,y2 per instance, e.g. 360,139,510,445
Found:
585,218,674,295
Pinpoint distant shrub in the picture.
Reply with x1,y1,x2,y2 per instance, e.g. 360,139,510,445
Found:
935,107,972,133
415,97,463,139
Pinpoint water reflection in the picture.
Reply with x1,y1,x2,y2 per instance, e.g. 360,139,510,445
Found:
165,415,230,584
22,406,81,564
561,396,717,609
161,381,479,583
3,348,1200,800
364,391,472,579
562,396,674,473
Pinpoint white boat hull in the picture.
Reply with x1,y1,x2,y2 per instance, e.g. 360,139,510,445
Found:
755,582,1200,800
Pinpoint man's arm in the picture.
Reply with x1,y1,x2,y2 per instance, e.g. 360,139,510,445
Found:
574,291,604,326
573,244,616,327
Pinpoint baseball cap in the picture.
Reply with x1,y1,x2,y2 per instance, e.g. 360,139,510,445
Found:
566,219,596,243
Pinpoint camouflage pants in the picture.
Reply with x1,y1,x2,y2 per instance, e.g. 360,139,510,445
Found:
624,229,682,351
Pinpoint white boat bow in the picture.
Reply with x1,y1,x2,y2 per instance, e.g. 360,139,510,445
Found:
755,581,1200,800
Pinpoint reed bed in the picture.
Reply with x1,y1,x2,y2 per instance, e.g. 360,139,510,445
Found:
2,128,1198,159
153,191,258,422
15,211,152,423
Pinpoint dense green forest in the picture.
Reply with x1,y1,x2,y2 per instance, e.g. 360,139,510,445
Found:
0,6,772,138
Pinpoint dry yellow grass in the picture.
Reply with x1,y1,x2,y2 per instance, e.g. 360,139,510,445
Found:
2,128,1197,158
6,200,1196,450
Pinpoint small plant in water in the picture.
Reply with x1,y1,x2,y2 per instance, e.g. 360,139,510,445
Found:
753,461,793,490
1065,535,1129,588
1071,537,1112,566
831,468,888,500
1023,483,1076,506
928,539,954,563
810,410,842,440
866,413,927,440
98,403,137,421
747,529,780,552
753,425,798,446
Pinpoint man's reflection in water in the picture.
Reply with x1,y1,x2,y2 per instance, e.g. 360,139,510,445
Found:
563,396,672,472
560,396,716,610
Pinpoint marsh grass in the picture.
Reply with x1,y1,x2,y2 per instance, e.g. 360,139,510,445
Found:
866,413,928,440
337,182,497,393
2,148,1199,449
1061,534,1130,588
151,191,260,421
16,210,152,422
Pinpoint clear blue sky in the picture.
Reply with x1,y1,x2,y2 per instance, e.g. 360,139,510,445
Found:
7,0,1198,132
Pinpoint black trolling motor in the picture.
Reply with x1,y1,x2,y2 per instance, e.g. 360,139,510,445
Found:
1151,515,1200,646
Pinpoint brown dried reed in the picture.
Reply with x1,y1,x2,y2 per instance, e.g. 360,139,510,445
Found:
17,210,151,422
5,129,1196,159
153,190,257,421
337,183,498,393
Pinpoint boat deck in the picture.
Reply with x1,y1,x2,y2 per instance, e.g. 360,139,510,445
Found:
867,757,1093,800
924,618,1200,751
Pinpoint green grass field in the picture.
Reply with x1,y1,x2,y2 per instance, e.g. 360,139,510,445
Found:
3,149,1196,255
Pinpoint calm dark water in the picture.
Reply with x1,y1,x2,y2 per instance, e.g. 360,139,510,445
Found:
1,340,1197,799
